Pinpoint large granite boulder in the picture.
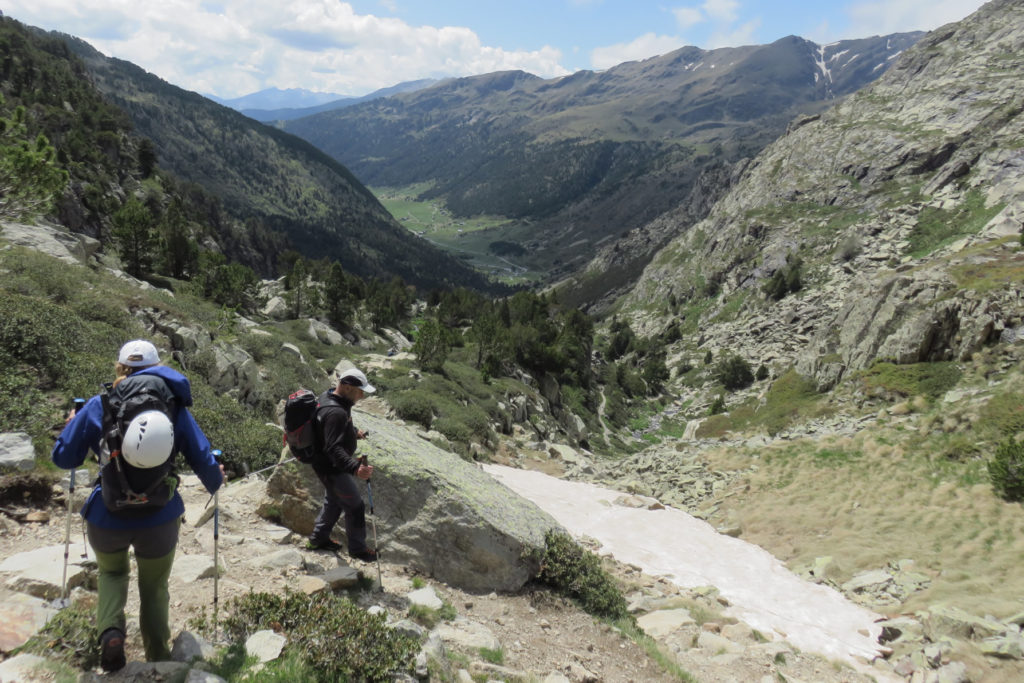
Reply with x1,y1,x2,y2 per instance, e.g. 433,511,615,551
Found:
264,411,561,592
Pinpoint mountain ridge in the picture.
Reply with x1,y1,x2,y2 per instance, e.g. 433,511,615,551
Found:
282,32,922,299
241,79,438,122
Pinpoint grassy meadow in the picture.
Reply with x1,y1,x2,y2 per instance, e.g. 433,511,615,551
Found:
372,184,543,285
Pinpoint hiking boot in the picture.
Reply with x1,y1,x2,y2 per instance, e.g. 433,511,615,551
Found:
306,537,343,552
349,548,379,562
100,627,126,672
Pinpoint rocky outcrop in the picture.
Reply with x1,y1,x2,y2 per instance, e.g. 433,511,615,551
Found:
0,220,101,265
264,411,561,592
796,266,1013,389
621,0,1024,393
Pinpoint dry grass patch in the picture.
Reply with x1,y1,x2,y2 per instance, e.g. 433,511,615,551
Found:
707,428,1024,618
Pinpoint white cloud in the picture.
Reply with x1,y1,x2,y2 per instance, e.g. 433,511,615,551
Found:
672,7,705,29
590,32,683,70
701,0,739,23
844,0,987,38
0,0,570,97
706,18,761,49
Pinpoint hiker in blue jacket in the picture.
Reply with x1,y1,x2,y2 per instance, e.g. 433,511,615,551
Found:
51,340,223,672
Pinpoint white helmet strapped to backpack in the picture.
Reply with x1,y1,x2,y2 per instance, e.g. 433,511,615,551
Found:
121,410,175,468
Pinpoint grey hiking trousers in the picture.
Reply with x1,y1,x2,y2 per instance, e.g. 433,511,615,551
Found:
311,470,367,554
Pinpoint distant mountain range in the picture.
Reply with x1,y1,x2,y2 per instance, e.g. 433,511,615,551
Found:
209,87,348,111
282,33,923,303
213,80,439,122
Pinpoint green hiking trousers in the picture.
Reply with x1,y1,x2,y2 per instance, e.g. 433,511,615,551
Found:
87,518,179,662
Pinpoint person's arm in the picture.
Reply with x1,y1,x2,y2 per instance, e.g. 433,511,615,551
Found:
321,406,359,474
177,408,223,494
51,396,103,469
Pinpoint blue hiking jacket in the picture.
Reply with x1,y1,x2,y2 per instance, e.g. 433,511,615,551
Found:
51,365,223,529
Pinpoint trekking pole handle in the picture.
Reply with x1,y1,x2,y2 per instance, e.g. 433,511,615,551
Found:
68,399,86,490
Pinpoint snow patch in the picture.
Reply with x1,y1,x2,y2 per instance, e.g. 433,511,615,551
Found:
484,465,891,668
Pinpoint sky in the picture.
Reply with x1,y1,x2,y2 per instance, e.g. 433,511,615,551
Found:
2,0,989,99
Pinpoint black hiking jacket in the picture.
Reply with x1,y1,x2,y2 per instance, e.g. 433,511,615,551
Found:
314,389,359,477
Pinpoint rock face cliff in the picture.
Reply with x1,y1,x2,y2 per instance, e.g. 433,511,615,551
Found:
623,0,1024,389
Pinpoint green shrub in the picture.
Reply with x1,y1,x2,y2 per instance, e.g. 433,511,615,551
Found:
0,292,85,383
709,395,726,416
762,255,803,301
432,416,474,444
533,530,632,623
189,384,281,475
861,361,962,398
714,354,754,391
388,389,438,429
989,437,1024,502
223,591,420,682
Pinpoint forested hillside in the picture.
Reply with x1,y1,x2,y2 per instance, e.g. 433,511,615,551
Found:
39,26,497,292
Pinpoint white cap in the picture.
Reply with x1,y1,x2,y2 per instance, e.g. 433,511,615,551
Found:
118,340,160,367
337,367,376,394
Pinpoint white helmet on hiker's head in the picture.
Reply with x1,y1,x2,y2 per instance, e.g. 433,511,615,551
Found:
121,411,174,468
337,367,376,394
118,340,160,368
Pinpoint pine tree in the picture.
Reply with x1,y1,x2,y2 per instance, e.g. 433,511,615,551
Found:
0,99,68,221
412,317,450,373
111,197,157,278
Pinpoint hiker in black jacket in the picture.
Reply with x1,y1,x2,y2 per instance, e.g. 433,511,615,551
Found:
307,367,378,561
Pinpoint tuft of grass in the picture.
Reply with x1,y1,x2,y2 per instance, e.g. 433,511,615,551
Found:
615,617,698,682
14,602,98,671
754,369,825,436
244,648,319,681
979,390,1024,437
408,600,456,629
202,642,256,681
478,647,504,665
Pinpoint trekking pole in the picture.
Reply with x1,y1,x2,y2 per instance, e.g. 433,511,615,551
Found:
360,455,383,591
59,397,86,608
211,449,222,641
